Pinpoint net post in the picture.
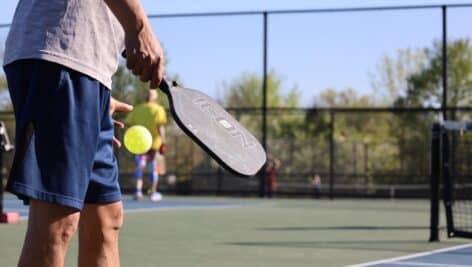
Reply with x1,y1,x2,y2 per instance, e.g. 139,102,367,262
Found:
429,122,441,242
438,120,472,239
441,124,455,238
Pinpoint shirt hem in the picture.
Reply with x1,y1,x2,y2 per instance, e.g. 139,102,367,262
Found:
4,52,114,89
6,181,84,210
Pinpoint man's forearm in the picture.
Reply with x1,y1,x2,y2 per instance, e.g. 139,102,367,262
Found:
104,0,149,34
105,0,164,88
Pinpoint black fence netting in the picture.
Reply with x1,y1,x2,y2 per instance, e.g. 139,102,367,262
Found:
1,108,469,198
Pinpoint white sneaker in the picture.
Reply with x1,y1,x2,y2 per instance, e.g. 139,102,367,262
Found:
150,192,162,202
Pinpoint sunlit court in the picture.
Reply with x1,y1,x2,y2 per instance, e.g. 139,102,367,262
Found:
0,1,471,266
0,195,469,267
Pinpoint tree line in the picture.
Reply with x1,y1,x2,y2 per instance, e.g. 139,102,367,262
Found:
0,39,470,186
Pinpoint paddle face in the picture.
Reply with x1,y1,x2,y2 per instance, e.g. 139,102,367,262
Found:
160,80,266,177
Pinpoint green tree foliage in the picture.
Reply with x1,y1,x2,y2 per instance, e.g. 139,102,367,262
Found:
370,48,427,104
316,88,375,107
312,88,381,142
396,39,472,109
311,88,397,185
222,71,301,138
390,39,472,183
222,71,299,108
222,72,314,175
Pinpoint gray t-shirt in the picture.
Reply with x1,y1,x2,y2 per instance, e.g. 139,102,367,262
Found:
3,0,125,89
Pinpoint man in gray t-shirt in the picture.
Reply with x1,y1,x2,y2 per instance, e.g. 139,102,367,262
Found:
3,0,164,266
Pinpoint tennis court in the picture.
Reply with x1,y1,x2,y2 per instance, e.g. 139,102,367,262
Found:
0,2,472,267
1,194,470,267
351,244,472,266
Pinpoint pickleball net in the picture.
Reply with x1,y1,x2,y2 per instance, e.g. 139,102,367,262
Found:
430,121,472,240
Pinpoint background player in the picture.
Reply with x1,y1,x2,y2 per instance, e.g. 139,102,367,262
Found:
265,153,281,198
126,89,167,201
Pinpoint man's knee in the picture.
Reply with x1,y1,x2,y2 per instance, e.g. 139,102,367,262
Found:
52,213,80,244
99,203,123,245
106,203,124,231
81,202,124,242
29,200,80,245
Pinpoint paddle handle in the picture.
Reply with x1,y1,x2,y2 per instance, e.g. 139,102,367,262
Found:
158,78,171,95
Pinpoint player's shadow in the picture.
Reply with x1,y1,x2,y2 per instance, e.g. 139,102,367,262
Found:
223,225,456,252
222,240,466,253
256,225,431,231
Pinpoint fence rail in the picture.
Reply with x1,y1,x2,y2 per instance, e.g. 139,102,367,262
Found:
1,106,470,198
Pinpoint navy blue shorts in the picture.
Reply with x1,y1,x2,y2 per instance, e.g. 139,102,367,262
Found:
4,59,121,210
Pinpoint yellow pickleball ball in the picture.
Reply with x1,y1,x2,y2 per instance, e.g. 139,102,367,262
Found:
124,125,152,154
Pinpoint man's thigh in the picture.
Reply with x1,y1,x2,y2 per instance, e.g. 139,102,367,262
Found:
27,199,80,237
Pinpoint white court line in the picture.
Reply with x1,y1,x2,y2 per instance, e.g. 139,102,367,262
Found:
392,261,472,267
6,199,272,220
12,202,268,220
347,243,472,267
123,203,260,214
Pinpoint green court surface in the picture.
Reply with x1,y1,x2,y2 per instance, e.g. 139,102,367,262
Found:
0,197,469,267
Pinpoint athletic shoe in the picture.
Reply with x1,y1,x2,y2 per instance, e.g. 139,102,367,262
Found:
150,192,163,202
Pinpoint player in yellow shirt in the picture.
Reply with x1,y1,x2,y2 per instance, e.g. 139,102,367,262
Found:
126,89,167,201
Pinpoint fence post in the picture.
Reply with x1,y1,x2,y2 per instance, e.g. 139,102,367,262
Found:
329,110,335,200
441,6,448,121
353,142,357,178
429,122,441,242
258,12,269,198
364,142,369,192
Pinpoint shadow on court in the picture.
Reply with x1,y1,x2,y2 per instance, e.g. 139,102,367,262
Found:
222,240,467,253
256,225,431,231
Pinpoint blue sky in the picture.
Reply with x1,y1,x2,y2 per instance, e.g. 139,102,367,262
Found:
1,1,472,107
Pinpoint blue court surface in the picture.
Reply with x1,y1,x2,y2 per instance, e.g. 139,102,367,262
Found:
350,243,472,267
2,194,255,219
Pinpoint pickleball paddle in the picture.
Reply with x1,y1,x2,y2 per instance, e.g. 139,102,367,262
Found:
159,79,266,177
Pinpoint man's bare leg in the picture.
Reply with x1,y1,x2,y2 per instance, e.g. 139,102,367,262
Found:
78,201,123,267
18,200,80,267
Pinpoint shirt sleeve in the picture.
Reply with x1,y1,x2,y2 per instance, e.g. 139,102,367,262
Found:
154,106,167,125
